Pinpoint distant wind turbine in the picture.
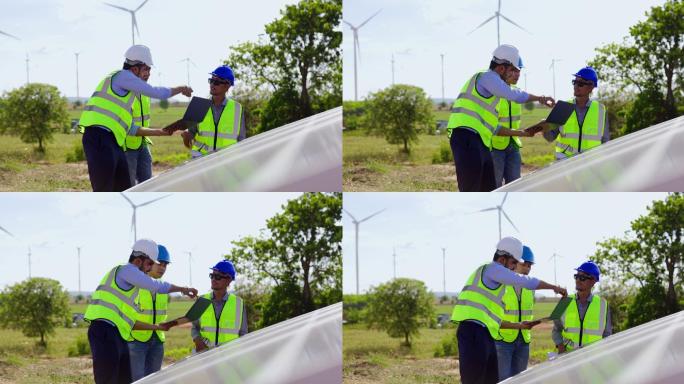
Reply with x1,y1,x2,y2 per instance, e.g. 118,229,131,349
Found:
120,193,170,241
468,0,530,46
550,58,562,100
343,9,381,101
344,208,385,294
549,252,563,286
475,192,519,240
104,0,151,45
185,251,193,286
178,57,197,87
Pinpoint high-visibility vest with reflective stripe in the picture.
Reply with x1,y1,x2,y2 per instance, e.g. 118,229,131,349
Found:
191,99,243,157
198,293,244,347
447,72,501,150
561,294,608,351
125,94,153,150
130,288,168,342
84,265,140,341
451,264,506,340
555,99,607,158
78,71,136,149
499,286,534,343
492,91,522,150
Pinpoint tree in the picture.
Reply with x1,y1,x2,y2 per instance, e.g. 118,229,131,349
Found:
364,84,434,153
593,193,683,317
227,0,342,132
159,98,169,110
589,0,684,134
0,83,70,152
228,192,342,327
0,278,71,346
366,278,435,347
342,100,366,131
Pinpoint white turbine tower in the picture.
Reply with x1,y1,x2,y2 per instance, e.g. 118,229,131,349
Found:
185,251,193,286
468,0,530,46
550,58,562,100
120,193,170,241
343,9,381,101
178,57,197,87
344,208,385,294
549,252,563,286
104,0,151,45
476,192,519,240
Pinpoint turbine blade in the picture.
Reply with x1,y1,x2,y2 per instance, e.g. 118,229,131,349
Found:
103,2,130,12
0,30,20,40
357,9,382,29
502,210,520,233
0,225,14,237
342,209,358,222
477,207,498,213
501,192,508,206
132,14,140,37
500,14,530,33
359,208,385,223
355,34,361,62
343,20,355,29
137,194,171,207
120,192,135,207
136,0,150,12
467,15,496,35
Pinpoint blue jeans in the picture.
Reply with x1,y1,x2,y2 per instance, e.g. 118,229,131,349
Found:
491,142,521,188
128,334,164,381
125,144,152,186
495,337,530,381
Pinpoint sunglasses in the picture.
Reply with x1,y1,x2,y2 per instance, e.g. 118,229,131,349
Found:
209,273,230,280
208,78,229,86
572,79,593,88
574,273,594,282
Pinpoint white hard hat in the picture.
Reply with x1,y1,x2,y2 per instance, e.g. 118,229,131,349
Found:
496,236,523,262
124,45,154,66
492,44,523,70
132,238,159,263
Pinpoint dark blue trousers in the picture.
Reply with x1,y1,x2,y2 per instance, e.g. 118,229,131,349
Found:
82,127,132,192
457,321,499,384
450,128,496,192
88,320,132,384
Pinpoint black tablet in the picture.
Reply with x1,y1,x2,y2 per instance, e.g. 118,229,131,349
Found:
184,297,212,321
182,97,212,123
545,100,575,125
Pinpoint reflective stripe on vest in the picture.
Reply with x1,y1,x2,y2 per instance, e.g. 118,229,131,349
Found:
446,72,501,150
125,94,153,150
451,264,506,340
130,288,168,343
555,99,606,157
84,265,140,341
561,294,608,351
499,286,534,343
492,91,523,150
191,100,243,156
78,71,136,148
198,293,243,346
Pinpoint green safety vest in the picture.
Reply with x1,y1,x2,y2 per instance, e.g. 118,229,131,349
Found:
191,99,243,157
78,71,136,149
198,293,244,347
84,265,140,341
125,94,153,150
130,288,168,342
555,99,607,159
561,294,608,351
491,91,522,150
499,286,534,343
447,72,501,150
451,264,506,340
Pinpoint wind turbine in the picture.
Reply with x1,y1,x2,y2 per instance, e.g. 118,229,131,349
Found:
185,251,193,286
441,247,447,298
391,49,410,85
104,0,151,45
392,247,397,279
0,29,20,40
344,208,385,294
178,57,197,87
550,58,562,100
120,193,170,242
75,53,81,103
475,193,519,240
440,54,446,105
468,0,530,46
76,247,82,295
27,246,32,278
549,252,563,286
343,9,381,101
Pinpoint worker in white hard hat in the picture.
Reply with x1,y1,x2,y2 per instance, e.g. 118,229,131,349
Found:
446,44,555,192
79,45,193,192
451,236,567,384
84,239,199,384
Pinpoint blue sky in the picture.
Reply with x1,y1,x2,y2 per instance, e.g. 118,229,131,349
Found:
342,192,669,296
0,193,302,293
343,0,667,102
0,0,296,100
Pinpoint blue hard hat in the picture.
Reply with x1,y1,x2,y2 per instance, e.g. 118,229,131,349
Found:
157,245,171,263
210,65,234,85
521,246,534,264
573,66,598,87
575,261,600,281
210,260,236,279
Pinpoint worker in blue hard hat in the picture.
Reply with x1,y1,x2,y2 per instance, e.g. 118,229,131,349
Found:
552,261,612,353
181,65,247,158
543,66,610,160
495,245,537,380
191,260,248,352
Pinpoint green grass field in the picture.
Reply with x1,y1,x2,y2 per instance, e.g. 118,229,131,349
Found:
343,107,555,191
344,299,559,384
0,106,191,191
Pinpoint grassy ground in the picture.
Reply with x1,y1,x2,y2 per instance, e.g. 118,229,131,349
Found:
344,299,559,383
0,106,191,191
343,107,554,191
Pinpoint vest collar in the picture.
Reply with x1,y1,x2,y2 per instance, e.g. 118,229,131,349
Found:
211,290,230,301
